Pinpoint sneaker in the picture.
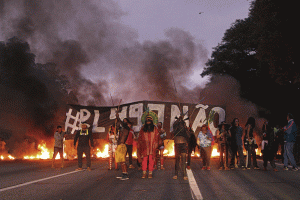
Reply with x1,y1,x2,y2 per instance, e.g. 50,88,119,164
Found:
201,166,206,170
292,167,299,171
283,167,289,171
142,172,147,179
273,168,278,172
75,168,83,171
207,167,211,170
120,173,129,181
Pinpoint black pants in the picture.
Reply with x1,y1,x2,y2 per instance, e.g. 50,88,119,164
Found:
263,145,276,168
175,143,187,176
126,144,133,165
77,146,91,168
230,145,245,167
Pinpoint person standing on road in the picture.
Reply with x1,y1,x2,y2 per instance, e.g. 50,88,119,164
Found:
198,124,214,171
52,125,67,168
155,122,166,170
262,121,278,171
283,113,298,171
229,118,246,170
74,122,94,171
187,124,197,170
172,115,189,180
106,125,118,170
138,113,159,179
216,122,231,170
115,114,131,180
244,117,259,170
126,122,135,169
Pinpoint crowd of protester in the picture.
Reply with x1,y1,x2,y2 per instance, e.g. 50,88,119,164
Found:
53,112,299,181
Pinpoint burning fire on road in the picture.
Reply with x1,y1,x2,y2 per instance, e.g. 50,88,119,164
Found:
1,139,223,161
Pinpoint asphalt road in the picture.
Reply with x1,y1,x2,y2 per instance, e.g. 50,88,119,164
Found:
0,157,299,200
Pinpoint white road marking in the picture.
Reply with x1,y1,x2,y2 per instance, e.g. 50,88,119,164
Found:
187,169,203,200
0,170,83,192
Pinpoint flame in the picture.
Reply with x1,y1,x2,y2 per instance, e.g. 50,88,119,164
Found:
2,138,246,160
211,145,220,157
163,140,175,156
23,142,51,160
96,144,109,158
0,140,16,160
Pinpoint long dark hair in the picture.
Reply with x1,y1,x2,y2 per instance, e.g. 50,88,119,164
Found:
143,121,154,132
231,118,239,127
245,117,256,129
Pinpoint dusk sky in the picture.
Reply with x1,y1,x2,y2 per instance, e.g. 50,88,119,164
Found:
113,0,252,86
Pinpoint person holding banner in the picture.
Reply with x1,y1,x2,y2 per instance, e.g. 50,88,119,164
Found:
106,125,118,170
52,126,67,168
74,122,94,171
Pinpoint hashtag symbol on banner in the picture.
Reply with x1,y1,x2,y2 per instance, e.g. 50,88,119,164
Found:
65,109,80,134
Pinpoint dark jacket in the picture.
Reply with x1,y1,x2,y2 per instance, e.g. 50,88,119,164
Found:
173,119,189,141
74,129,94,147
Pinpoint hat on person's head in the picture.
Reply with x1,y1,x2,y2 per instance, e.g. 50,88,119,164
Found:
80,122,90,128
218,121,230,129
141,110,158,125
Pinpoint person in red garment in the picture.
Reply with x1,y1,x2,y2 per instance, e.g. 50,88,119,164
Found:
138,110,159,179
